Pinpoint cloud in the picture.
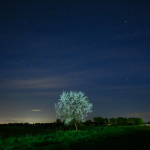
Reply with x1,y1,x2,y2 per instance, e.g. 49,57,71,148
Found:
0,69,88,90
13,78,65,89
0,77,71,90
30,109,43,112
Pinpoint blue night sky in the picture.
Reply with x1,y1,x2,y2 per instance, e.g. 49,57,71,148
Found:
0,1,150,124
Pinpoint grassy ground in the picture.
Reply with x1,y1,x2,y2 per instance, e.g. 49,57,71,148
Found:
0,125,149,150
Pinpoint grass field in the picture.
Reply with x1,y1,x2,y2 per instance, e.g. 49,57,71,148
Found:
0,124,150,150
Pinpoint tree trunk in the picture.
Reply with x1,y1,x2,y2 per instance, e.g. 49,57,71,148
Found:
74,122,78,131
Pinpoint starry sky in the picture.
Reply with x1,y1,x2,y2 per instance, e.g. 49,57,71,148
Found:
0,0,150,124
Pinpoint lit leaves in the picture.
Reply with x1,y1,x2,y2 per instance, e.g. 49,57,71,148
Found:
55,91,93,126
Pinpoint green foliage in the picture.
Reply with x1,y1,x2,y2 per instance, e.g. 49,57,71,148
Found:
92,117,143,126
115,117,143,126
0,125,149,150
55,91,93,131
67,118,82,126
128,118,143,125
135,118,143,125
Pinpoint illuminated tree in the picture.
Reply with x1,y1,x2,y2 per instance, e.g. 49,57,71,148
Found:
55,91,93,131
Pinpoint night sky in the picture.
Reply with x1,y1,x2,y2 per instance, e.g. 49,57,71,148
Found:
0,1,150,124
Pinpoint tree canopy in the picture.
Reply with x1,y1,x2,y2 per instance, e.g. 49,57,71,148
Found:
55,91,93,131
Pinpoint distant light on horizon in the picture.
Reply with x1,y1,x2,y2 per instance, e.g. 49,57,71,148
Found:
30,110,43,112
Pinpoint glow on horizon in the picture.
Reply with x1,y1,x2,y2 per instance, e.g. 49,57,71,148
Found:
0,117,54,124
30,109,43,111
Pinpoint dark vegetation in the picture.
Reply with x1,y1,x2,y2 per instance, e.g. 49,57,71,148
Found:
0,117,148,150
0,123,150,150
55,117,143,126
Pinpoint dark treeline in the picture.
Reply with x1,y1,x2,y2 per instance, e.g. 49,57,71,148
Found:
92,117,143,126
0,117,144,126
55,117,143,126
